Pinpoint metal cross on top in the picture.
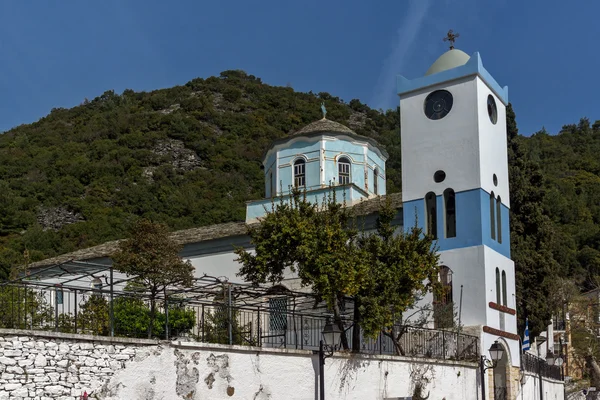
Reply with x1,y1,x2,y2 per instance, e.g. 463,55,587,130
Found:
443,29,460,50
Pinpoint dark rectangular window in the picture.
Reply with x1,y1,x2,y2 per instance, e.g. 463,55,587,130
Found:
269,297,288,331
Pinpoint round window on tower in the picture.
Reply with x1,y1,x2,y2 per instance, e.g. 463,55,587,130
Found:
433,170,446,183
487,95,498,125
424,90,453,120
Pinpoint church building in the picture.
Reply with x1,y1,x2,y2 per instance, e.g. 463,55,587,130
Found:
24,42,522,399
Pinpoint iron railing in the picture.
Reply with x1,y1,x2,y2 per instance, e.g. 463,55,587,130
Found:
0,283,480,361
522,352,563,381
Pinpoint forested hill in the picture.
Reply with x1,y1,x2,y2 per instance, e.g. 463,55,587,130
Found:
0,70,401,274
521,120,600,286
0,69,598,335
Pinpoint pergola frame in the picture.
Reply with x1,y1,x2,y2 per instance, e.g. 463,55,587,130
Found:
4,260,339,317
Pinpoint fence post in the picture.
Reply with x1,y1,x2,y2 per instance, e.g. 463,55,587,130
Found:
54,288,59,332
201,304,205,342
109,267,114,338
74,289,78,334
257,306,261,347
379,332,383,355
228,284,233,345
300,315,303,350
165,297,170,340
442,330,446,359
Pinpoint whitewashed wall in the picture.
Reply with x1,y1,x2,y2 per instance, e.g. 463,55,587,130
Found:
0,329,479,400
0,329,564,400
519,371,565,400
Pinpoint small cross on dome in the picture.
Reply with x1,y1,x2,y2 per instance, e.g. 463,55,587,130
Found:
443,30,460,50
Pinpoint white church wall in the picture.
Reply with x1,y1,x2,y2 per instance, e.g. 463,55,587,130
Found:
187,251,246,284
399,75,481,203
483,247,519,367
476,79,511,208
437,246,487,327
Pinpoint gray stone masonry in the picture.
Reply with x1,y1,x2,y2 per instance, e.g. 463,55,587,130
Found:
0,329,159,400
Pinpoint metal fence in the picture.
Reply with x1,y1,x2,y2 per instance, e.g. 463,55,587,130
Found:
0,283,479,361
522,352,563,381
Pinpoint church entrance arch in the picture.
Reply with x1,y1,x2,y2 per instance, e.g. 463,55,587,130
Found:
492,340,511,400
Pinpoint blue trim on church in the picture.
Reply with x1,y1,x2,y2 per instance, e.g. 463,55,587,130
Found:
396,52,509,105
403,188,511,258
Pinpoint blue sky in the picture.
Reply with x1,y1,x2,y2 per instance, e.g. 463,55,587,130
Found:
0,0,598,136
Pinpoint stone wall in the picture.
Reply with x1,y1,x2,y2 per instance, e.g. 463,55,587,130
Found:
0,329,158,400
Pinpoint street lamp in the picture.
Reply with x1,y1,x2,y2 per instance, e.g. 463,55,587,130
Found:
319,319,342,400
480,341,504,400
546,350,555,366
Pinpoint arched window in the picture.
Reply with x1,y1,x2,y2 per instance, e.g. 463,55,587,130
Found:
373,167,379,195
496,196,502,244
501,270,507,306
338,157,351,185
434,265,453,328
490,192,496,240
425,192,437,239
293,159,305,188
444,188,456,238
495,268,501,304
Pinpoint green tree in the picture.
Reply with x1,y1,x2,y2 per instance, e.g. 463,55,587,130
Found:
507,104,561,336
355,199,441,353
0,285,53,329
235,189,441,351
111,219,194,338
78,294,110,335
235,189,365,348
113,296,195,339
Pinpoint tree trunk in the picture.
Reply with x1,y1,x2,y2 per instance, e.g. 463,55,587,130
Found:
333,297,349,350
383,326,407,356
351,298,361,353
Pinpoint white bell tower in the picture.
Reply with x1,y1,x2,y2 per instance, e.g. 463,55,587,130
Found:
397,46,519,367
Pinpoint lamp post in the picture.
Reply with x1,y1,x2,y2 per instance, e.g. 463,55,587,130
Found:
319,319,342,400
480,341,504,400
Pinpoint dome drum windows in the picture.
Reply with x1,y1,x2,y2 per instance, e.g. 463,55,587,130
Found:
373,167,379,195
338,157,351,185
293,159,306,188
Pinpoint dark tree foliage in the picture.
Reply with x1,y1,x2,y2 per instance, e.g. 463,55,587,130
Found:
507,104,561,337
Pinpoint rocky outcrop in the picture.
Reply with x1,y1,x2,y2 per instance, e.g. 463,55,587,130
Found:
151,139,203,172
36,207,84,231
348,111,367,131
